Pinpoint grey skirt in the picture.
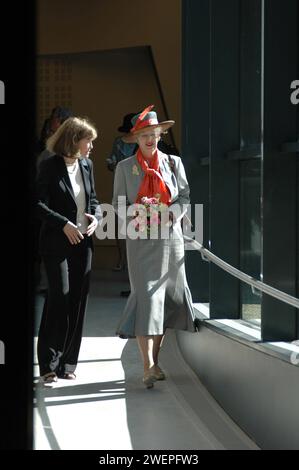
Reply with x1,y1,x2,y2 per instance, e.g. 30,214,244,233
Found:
116,229,195,338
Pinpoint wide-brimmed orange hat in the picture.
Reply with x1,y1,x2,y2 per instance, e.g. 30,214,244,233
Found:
122,105,174,143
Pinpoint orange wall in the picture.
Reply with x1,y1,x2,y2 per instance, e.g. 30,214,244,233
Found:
37,0,181,146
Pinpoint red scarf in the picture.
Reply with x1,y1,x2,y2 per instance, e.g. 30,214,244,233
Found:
135,149,171,205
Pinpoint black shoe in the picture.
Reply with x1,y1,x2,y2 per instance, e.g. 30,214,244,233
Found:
41,372,58,386
120,290,131,297
61,372,76,380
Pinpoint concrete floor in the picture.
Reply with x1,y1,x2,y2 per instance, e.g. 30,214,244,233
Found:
33,272,259,450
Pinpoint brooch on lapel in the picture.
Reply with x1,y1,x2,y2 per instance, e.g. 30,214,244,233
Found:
132,164,140,176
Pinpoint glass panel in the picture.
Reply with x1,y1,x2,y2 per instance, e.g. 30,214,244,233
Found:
239,0,262,324
297,155,299,299
240,159,261,323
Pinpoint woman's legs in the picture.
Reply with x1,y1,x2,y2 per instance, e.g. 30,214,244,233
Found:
137,335,155,372
137,335,156,388
37,255,69,377
59,237,92,375
153,334,164,366
136,334,165,371
38,238,92,378
153,335,166,380
137,334,165,387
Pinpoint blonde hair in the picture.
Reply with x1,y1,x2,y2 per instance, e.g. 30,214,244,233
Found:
46,116,97,157
135,127,163,143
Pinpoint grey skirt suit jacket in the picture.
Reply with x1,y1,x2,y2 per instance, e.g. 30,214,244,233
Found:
112,150,195,338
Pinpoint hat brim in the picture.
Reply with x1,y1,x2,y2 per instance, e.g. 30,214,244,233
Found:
122,121,175,143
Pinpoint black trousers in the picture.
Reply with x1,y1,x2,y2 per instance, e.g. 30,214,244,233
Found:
37,236,92,376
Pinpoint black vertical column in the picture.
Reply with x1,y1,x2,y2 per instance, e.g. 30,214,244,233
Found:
0,3,35,449
262,0,298,341
238,0,262,320
209,0,240,318
182,0,211,302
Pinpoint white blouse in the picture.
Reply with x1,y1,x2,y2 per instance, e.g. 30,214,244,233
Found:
66,161,88,234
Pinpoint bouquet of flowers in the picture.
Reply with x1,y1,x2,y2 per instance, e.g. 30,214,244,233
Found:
132,194,171,236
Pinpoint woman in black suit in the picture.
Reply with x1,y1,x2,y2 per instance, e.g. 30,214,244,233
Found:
36,116,101,384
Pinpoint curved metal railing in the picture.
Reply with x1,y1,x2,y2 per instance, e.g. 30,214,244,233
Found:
184,236,299,309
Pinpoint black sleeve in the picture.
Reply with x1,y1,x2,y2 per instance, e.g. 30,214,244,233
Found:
36,159,69,229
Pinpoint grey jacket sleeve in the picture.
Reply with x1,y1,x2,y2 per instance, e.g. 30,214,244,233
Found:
169,157,190,223
174,157,190,206
112,162,130,229
87,159,102,223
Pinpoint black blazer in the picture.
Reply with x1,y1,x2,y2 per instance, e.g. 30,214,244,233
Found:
36,154,101,256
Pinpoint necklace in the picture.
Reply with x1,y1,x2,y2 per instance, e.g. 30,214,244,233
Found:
66,160,78,174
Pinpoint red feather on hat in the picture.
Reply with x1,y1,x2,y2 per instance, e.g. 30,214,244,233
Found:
130,105,154,133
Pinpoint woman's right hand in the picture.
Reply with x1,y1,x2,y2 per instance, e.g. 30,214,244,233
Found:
63,221,84,245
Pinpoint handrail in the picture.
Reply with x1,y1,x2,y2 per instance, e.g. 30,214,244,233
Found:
184,236,299,309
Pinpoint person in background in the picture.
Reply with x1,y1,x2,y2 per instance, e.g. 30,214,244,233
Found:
112,105,195,389
36,116,101,385
36,106,73,169
106,112,138,172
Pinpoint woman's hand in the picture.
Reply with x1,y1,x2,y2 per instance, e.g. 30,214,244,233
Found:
85,213,98,236
63,221,84,244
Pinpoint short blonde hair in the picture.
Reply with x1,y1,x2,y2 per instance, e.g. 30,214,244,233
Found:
46,116,97,157
135,127,162,143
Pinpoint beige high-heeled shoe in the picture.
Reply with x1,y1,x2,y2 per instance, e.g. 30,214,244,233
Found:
154,365,166,380
143,367,157,389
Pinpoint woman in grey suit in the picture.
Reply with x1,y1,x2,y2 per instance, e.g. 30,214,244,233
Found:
112,106,195,389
